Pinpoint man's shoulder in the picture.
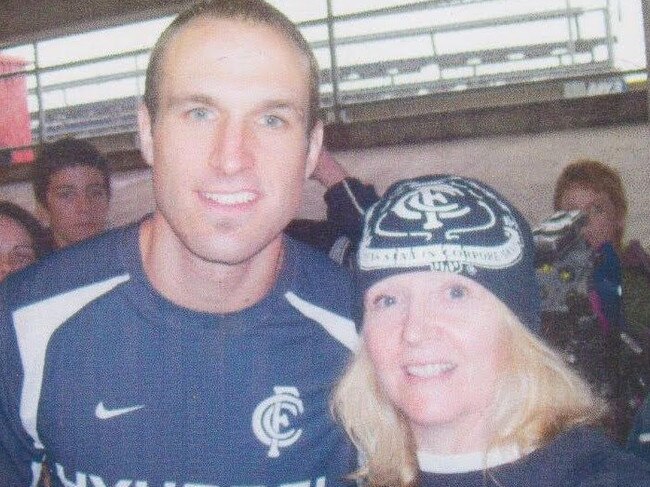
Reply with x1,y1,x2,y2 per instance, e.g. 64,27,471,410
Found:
286,236,352,287
2,224,139,311
284,236,354,313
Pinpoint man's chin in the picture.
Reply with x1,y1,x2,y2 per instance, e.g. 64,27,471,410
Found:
187,234,283,268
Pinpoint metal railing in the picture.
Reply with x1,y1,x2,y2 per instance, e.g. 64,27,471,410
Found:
0,0,636,164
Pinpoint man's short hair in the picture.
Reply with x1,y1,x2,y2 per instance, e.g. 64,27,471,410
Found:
553,159,628,221
143,0,321,130
32,138,111,207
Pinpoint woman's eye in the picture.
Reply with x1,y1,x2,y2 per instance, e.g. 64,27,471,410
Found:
372,294,397,308
447,285,467,300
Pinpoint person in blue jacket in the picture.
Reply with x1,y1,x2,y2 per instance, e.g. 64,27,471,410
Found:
0,1,357,486
32,137,111,249
332,174,650,486
286,148,378,268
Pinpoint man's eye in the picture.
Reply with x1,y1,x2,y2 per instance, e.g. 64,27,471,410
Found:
590,204,604,215
188,107,213,121
12,255,34,266
261,114,285,128
9,250,36,268
54,190,74,199
447,285,467,299
88,186,108,200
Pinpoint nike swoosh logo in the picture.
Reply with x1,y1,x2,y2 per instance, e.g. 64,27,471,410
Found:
95,402,144,420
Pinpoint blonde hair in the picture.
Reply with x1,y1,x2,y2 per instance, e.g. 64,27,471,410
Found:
331,302,607,486
333,345,418,486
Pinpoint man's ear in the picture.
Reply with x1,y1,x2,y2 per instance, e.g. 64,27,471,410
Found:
304,120,324,179
617,216,626,238
138,103,155,167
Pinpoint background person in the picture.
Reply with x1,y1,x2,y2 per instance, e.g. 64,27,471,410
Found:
0,201,51,281
32,137,111,248
553,159,650,440
553,158,650,338
333,174,650,486
286,147,378,267
0,1,356,485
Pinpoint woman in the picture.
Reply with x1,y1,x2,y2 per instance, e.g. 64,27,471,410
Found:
0,201,51,282
333,175,650,486
554,159,650,440
554,158,650,340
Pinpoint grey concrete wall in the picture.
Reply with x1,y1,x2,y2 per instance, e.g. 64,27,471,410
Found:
2,122,648,247
303,122,650,247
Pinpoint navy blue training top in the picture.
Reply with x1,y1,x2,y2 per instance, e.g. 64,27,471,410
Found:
0,222,358,487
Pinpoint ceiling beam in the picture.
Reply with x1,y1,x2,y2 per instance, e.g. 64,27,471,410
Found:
0,0,194,47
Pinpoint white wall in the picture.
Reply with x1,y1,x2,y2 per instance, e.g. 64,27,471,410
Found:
2,122,649,247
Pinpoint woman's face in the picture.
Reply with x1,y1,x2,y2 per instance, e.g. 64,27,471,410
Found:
558,184,622,250
363,271,511,453
0,215,37,282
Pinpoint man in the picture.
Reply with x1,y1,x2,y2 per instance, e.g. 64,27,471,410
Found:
33,137,111,248
0,1,357,485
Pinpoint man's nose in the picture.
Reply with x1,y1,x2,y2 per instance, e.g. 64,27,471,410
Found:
73,192,97,215
208,118,253,174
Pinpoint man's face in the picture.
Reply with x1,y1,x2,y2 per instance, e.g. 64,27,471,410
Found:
139,17,322,266
45,165,110,248
558,184,622,250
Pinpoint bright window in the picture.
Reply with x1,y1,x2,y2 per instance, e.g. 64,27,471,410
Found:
0,0,645,163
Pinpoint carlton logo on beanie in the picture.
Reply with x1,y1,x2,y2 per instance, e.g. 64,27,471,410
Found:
356,174,541,332
359,176,524,273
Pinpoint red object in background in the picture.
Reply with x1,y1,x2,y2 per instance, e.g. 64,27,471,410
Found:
0,55,33,164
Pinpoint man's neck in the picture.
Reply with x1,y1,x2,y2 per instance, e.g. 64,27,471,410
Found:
138,217,284,314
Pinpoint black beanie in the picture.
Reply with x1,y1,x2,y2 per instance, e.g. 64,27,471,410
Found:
355,175,541,333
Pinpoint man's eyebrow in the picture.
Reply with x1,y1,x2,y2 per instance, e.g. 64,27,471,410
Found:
166,94,215,107
51,184,76,191
259,101,306,118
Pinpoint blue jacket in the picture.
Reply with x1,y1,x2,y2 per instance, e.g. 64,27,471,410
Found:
0,222,357,486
